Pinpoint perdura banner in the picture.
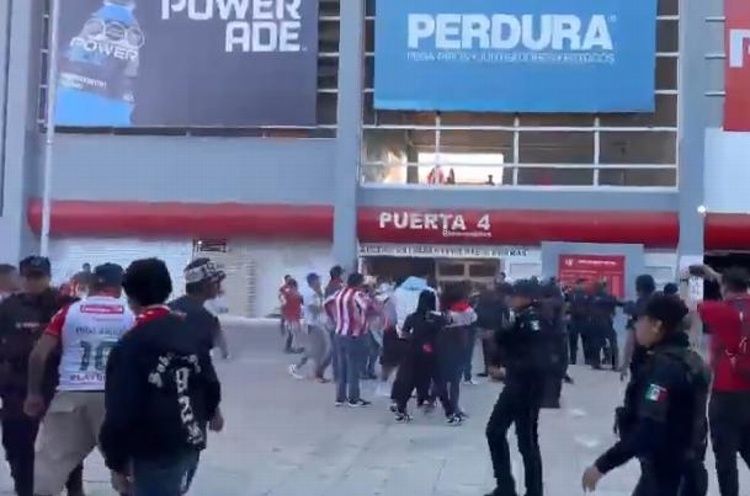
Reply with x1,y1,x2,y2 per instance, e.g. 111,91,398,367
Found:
54,0,319,127
725,0,750,131
374,0,657,113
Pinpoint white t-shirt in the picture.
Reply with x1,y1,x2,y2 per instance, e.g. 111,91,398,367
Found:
46,295,135,391
300,285,325,328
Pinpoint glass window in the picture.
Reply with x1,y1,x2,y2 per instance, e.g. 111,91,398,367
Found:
657,20,679,53
321,0,340,17
319,18,340,53
318,56,338,92
437,263,465,277
469,263,499,278
519,114,595,127
599,132,676,165
658,0,678,16
599,94,677,127
598,169,677,187
519,132,595,164
656,57,677,91
516,168,595,186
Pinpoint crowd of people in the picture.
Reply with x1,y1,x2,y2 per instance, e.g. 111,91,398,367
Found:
0,256,226,496
275,264,750,496
3,253,750,496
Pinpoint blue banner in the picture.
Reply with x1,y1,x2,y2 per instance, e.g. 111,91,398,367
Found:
374,0,657,113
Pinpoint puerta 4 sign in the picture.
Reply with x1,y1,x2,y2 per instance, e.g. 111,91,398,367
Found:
378,211,492,240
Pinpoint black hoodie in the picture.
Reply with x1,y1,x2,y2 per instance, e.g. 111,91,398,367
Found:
100,308,221,473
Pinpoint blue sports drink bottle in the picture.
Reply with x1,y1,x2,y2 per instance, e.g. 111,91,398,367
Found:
56,0,144,126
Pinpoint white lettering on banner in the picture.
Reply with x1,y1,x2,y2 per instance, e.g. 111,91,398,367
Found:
407,13,615,65
161,0,304,53
729,29,750,68
359,244,530,259
378,212,492,239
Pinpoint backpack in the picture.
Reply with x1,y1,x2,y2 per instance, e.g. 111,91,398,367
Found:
724,299,750,381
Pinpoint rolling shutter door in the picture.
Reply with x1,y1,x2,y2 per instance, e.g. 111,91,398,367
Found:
49,238,192,296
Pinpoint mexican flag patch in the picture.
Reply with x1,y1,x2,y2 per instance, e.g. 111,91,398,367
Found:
645,384,667,402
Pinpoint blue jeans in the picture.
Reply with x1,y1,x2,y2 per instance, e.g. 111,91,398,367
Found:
335,335,367,403
463,327,479,381
132,450,200,496
329,329,340,381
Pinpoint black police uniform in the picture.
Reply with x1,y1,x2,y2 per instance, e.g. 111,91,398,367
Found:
565,287,591,364
589,289,619,369
0,286,80,496
485,282,550,496
539,282,566,409
598,332,710,496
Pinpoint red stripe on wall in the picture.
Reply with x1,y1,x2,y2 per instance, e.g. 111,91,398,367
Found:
26,200,334,240
22,199,701,249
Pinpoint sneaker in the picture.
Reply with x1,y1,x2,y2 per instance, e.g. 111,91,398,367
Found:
477,372,489,378
389,402,398,413
315,376,331,384
288,365,305,380
395,411,412,423
335,400,346,407
446,414,464,426
463,378,479,386
347,399,372,408
456,409,469,420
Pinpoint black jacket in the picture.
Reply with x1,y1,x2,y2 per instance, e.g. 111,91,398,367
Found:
598,332,710,474
495,304,551,381
0,289,76,416
100,311,221,473
402,311,446,354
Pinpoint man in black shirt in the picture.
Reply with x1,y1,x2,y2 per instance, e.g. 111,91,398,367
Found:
100,258,222,496
169,258,229,360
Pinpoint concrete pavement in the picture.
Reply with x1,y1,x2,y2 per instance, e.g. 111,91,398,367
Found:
0,321,747,495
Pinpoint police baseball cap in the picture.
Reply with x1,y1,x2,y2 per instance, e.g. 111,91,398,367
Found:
184,258,225,284
19,256,51,277
94,263,124,287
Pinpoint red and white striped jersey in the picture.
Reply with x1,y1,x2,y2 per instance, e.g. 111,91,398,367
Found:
325,287,370,337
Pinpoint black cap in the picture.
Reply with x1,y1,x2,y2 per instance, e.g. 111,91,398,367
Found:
19,256,51,276
643,293,689,330
93,263,124,287
511,279,540,299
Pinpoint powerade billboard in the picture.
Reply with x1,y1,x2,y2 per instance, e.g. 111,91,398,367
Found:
54,0,319,127
374,0,657,113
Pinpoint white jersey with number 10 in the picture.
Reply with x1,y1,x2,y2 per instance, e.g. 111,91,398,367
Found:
46,295,135,391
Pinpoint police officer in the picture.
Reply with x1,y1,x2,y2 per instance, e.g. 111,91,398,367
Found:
620,274,657,382
589,280,619,370
0,256,84,496
539,279,567,409
582,293,710,496
566,278,590,365
485,280,549,496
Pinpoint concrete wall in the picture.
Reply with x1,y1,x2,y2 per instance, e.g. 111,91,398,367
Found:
42,135,336,204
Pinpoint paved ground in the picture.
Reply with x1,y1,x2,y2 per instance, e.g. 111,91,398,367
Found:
0,322,747,495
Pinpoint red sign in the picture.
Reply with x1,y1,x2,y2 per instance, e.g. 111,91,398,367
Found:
356,208,678,247
557,254,626,299
725,0,750,131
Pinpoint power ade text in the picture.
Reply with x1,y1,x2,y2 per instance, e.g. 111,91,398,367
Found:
162,0,303,53
408,14,613,51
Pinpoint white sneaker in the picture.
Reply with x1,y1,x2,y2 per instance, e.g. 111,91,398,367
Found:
463,378,479,386
288,365,305,380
